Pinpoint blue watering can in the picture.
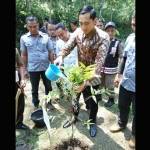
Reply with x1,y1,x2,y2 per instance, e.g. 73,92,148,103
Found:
45,64,66,81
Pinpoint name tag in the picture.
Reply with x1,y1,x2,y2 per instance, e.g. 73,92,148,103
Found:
110,47,117,57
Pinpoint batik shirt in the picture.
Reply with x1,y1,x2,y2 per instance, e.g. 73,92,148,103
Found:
59,27,110,86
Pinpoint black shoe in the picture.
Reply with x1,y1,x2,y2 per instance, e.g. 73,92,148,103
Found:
63,117,78,128
89,124,97,137
16,123,29,130
104,99,114,107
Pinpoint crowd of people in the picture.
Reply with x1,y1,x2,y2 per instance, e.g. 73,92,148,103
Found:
16,5,135,149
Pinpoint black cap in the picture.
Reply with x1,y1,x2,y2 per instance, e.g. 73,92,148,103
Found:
105,21,116,30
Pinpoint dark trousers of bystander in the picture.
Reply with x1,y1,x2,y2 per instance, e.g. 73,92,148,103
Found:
16,82,25,124
118,85,135,136
29,71,52,107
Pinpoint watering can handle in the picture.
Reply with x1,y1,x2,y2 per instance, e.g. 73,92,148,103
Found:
57,64,67,78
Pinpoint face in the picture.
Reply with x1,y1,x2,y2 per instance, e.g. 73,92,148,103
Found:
43,21,48,27
131,17,135,32
70,23,77,32
27,21,39,35
105,27,116,39
96,20,104,29
56,28,68,41
79,13,96,35
48,24,56,37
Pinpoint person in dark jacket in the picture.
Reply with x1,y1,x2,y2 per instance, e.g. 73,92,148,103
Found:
101,21,123,107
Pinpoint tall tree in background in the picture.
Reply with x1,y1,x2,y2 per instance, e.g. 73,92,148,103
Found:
16,0,135,47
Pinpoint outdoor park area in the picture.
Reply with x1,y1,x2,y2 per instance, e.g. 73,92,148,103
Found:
16,0,135,149
16,79,134,150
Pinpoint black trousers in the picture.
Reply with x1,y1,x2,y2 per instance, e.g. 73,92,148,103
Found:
16,83,25,124
29,71,52,106
118,85,135,136
74,85,100,123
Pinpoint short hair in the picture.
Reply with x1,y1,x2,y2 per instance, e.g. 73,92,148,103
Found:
44,17,49,22
48,19,59,25
70,20,78,26
98,18,103,23
26,16,38,23
79,5,96,20
55,23,66,30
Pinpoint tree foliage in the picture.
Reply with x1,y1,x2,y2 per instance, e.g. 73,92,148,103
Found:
16,0,135,48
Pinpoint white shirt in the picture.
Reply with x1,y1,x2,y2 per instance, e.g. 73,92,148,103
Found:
56,35,78,69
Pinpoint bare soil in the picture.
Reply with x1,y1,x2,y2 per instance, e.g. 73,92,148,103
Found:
16,80,135,150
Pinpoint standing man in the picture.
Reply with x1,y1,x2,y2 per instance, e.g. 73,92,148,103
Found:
47,19,59,60
95,18,104,30
46,19,59,110
54,6,110,137
70,20,78,32
110,14,135,149
101,21,123,107
16,48,29,129
54,23,78,100
40,17,49,33
20,16,54,109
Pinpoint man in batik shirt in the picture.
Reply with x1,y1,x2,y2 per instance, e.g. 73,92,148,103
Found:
54,5,110,137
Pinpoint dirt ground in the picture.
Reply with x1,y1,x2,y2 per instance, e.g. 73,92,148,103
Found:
16,79,134,150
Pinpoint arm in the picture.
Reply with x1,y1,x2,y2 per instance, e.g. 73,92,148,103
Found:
21,51,28,68
48,51,54,64
114,56,127,87
117,41,124,65
16,48,26,88
75,34,110,93
118,57,127,74
20,36,29,79
87,34,110,86
114,40,128,87
20,36,28,67
54,29,78,66
47,37,54,63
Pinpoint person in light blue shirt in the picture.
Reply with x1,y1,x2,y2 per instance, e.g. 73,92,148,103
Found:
110,13,135,149
20,16,54,109
121,33,135,92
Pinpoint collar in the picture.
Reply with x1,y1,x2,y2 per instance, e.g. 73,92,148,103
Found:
83,28,96,39
110,37,116,41
27,31,43,37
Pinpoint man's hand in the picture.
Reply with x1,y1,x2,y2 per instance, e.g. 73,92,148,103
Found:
74,83,85,93
114,74,123,88
20,80,26,89
74,84,85,93
54,55,63,67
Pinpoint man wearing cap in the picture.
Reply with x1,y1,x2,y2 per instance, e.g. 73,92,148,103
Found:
101,21,123,107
